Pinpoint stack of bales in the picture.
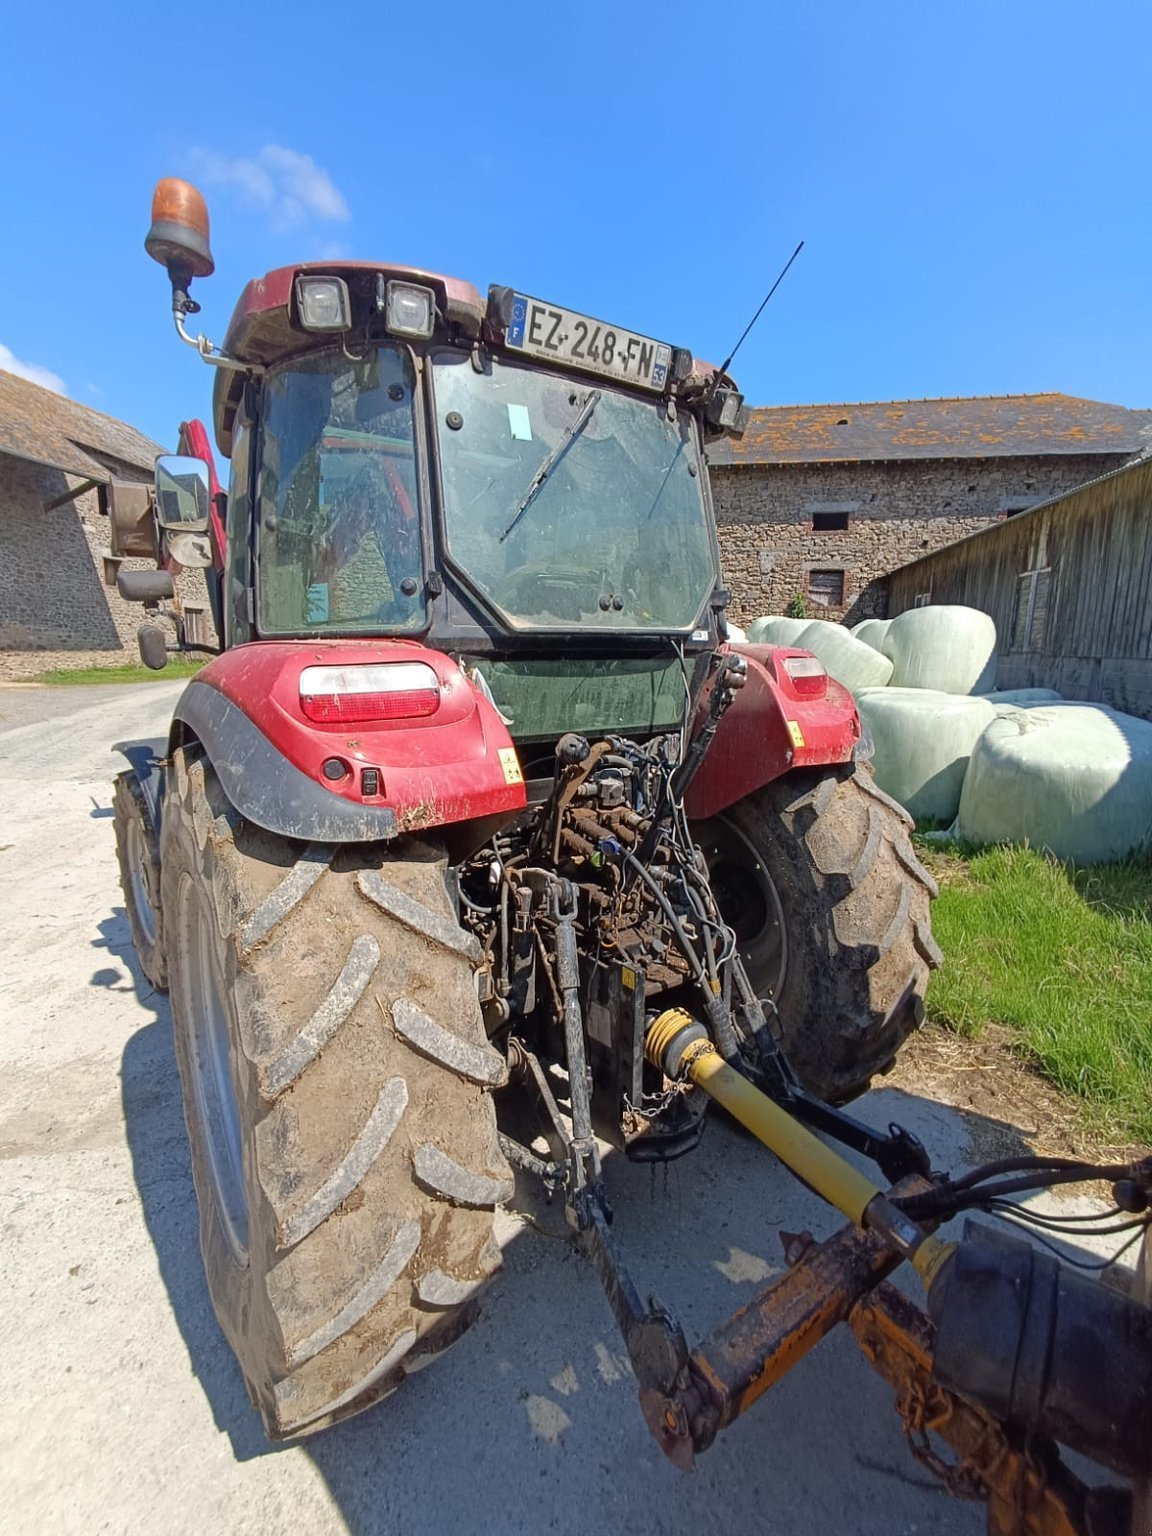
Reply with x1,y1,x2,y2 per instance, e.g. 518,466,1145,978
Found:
739,605,1152,863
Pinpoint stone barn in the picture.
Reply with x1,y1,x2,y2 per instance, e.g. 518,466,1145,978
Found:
0,369,214,678
706,393,1152,625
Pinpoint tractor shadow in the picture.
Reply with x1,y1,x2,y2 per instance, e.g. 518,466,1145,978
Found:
113,910,277,1465
116,938,1031,1536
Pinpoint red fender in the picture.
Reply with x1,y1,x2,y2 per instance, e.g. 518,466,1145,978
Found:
683,645,863,821
186,638,527,839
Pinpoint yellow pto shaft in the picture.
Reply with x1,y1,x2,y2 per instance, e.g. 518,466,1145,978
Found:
645,1009,952,1287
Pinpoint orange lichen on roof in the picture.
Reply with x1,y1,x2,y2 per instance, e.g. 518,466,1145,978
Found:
709,392,1152,466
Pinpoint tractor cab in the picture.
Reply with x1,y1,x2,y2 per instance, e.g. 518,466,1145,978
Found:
130,179,747,755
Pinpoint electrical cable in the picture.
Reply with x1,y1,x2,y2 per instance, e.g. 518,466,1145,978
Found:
982,1209,1148,1272
951,1154,1146,1191
899,1162,1152,1222
983,1201,1148,1239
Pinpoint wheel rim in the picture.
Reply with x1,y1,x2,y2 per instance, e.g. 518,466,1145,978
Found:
694,815,789,1004
178,874,249,1262
125,813,158,950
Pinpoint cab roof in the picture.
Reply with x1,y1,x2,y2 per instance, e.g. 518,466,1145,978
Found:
212,261,487,456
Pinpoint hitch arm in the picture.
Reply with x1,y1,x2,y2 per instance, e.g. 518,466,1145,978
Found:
784,1089,931,1185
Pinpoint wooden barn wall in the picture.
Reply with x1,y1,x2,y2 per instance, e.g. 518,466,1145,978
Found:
885,458,1152,720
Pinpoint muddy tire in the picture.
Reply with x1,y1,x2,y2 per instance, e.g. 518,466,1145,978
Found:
161,747,511,1439
113,770,168,990
692,763,941,1103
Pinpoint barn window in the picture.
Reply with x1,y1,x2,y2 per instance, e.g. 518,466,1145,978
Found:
999,495,1043,518
811,509,850,532
1011,567,1052,651
808,568,845,607
913,592,932,608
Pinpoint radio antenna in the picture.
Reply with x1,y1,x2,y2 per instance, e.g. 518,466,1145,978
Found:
715,239,805,380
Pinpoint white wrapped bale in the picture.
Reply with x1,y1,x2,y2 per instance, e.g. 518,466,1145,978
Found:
884,606,998,694
857,690,997,823
726,622,748,643
746,616,813,646
979,688,1063,705
956,705,1152,864
796,621,894,693
849,618,893,654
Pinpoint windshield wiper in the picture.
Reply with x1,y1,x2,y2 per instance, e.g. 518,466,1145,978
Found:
499,389,601,543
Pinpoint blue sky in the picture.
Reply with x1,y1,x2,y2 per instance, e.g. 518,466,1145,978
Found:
1,1,1149,453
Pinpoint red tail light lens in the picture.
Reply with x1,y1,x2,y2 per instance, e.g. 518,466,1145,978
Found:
299,663,441,723
781,654,828,698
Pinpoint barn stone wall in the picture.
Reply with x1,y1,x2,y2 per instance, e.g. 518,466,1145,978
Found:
0,453,217,678
708,452,1127,625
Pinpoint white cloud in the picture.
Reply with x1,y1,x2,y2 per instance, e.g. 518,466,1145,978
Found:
0,343,66,395
189,144,350,230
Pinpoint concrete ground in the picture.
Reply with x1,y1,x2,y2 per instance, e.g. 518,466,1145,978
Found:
0,683,1125,1534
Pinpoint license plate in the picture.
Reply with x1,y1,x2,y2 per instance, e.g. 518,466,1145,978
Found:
505,293,673,392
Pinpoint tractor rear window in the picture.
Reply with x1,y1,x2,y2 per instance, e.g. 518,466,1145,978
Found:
256,347,425,636
432,352,718,633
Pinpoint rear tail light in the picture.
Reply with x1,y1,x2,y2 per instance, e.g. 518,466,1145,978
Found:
299,663,441,723
781,653,828,698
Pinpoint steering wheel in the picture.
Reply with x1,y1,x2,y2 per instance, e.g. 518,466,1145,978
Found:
491,563,605,620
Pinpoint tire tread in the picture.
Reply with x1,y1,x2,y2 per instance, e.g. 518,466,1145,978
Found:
162,747,508,1438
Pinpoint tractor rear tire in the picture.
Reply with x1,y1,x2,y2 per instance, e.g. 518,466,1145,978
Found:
161,747,512,1438
113,770,168,991
693,763,941,1104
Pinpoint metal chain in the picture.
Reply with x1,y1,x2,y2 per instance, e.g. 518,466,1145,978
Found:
898,1379,988,1503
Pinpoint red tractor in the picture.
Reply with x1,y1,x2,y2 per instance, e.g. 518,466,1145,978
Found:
111,181,1152,1529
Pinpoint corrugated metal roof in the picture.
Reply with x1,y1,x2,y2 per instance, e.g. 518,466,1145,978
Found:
709,393,1152,466
0,369,165,481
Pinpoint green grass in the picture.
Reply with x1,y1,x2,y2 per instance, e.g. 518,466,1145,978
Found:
921,841,1152,1143
34,658,207,686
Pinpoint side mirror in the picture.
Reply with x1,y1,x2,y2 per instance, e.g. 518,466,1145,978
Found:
137,624,170,671
156,454,210,528
117,569,175,604
155,455,213,568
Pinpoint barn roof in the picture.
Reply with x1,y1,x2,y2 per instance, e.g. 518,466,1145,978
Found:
0,369,164,482
709,393,1152,466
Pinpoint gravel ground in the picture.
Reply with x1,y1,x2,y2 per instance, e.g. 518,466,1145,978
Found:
0,683,1127,1535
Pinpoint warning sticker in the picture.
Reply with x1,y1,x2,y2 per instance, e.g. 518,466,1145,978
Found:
498,747,524,785
786,720,805,749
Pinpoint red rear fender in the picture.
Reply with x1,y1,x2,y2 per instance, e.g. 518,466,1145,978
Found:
173,639,527,843
683,645,862,820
